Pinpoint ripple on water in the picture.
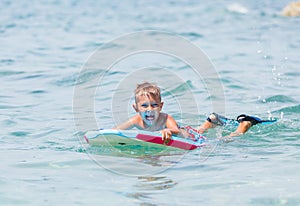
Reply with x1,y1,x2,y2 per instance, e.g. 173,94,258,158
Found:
54,69,105,87
10,131,30,137
29,90,47,94
263,95,297,103
274,104,300,114
0,70,24,76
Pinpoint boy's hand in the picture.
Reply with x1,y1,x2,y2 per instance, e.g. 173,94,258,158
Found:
161,129,172,145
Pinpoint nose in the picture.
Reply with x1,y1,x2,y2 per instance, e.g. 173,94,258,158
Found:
146,105,154,110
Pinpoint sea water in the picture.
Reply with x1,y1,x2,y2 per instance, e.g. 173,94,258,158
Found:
1,0,300,205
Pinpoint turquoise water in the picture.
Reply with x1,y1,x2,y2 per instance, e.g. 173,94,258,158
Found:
1,0,300,205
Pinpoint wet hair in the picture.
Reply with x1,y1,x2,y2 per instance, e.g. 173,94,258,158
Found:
134,82,161,103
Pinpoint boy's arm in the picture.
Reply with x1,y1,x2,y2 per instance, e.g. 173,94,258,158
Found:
161,115,180,144
113,115,140,130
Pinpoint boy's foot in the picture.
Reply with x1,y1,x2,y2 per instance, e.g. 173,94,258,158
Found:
206,112,228,126
236,114,261,126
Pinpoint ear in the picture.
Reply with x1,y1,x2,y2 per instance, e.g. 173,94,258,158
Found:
160,102,164,109
133,104,138,112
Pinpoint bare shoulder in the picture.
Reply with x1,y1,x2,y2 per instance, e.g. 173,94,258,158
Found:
114,114,142,130
130,114,142,124
162,112,177,125
158,112,168,120
164,112,175,121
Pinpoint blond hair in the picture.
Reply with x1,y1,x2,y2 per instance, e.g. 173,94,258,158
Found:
134,82,161,103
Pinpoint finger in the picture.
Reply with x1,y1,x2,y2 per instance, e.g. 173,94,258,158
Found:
161,131,168,141
161,132,166,142
163,131,172,145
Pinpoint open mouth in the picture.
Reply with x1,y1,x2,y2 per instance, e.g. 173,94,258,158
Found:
142,111,156,124
145,114,155,121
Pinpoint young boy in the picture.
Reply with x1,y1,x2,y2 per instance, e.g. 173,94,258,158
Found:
114,82,271,143
113,82,180,144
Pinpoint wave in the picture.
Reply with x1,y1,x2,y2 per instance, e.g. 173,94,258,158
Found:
273,104,300,114
262,95,297,103
53,69,103,87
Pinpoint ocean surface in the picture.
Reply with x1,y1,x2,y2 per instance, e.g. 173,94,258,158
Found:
1,0,300,205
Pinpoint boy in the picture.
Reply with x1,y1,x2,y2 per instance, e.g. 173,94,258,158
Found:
114,82,271,143
113,82,180,144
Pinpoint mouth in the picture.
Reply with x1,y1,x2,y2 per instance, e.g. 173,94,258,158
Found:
145,114,155,121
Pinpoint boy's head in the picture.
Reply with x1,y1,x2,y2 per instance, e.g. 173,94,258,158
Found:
133,82,163,127
134,82,161,104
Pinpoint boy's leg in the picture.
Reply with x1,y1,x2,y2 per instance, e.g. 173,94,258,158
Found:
197,120,212,133
198,113,256,136
229,121,252,136
198,113,228,133
229,114,260,137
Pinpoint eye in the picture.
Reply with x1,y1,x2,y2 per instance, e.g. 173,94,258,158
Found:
151,103,159,108
141,104,149,108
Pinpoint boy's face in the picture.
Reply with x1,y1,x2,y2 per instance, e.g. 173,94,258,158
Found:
133,95,163,127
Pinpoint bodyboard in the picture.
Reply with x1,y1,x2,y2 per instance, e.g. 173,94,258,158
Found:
84,129,206,151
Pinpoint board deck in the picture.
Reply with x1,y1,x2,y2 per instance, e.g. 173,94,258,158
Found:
84,129,206,151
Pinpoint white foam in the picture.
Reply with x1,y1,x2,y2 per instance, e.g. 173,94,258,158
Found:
227,3,249,14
